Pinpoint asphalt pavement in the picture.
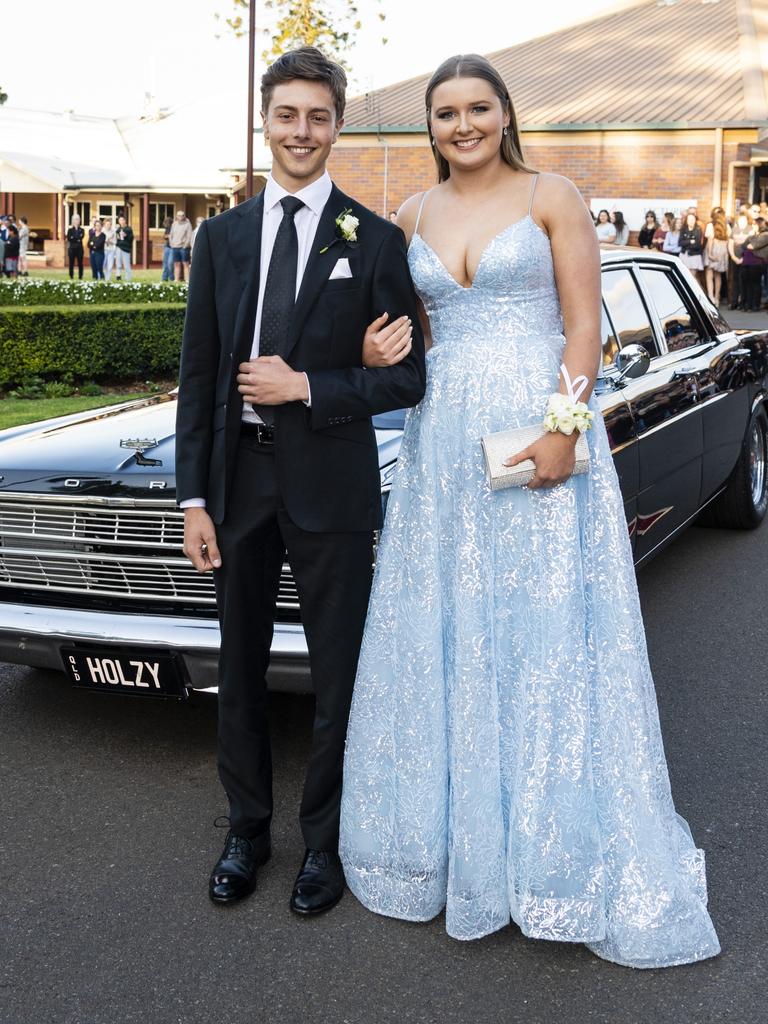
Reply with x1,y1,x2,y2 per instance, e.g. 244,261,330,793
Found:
1,519,767,1024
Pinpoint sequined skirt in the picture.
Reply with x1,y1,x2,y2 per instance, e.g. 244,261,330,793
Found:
339,338,720,969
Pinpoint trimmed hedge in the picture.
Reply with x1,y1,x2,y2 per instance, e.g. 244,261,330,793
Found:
0,279,188,306
0,303,185,388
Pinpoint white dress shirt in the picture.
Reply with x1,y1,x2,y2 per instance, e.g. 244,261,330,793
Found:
180,171,333,510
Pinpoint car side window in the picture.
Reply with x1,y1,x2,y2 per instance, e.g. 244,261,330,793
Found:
600,300,619,368
601,268,659,357
639,268,707,351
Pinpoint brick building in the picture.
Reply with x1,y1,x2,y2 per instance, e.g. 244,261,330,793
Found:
327,0,768,229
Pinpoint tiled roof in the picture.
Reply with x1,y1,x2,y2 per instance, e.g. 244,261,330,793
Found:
344,0,768,131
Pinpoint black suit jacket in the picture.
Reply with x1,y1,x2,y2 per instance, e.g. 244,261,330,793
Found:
175,183,426,531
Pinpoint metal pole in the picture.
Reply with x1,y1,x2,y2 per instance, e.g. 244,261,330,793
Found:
246,0,256,199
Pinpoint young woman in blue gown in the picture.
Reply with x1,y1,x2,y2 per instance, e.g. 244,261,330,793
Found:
339,54,720,969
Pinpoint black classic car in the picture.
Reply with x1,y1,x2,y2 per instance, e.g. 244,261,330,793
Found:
0,250,766,697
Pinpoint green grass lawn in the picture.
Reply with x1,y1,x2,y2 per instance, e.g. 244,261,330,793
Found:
0,392,153,430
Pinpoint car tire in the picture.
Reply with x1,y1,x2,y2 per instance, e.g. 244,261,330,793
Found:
699,404,768,529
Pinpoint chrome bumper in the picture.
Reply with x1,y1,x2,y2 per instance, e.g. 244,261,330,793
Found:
0,602,311,693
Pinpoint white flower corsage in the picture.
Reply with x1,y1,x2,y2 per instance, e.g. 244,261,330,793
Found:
542,365,595,435
543,392,594,435
319,208,359,253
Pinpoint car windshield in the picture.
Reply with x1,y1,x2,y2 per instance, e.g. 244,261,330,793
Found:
372,409,406,430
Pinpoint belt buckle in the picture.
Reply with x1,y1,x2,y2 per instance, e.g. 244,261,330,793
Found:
256,423,274,446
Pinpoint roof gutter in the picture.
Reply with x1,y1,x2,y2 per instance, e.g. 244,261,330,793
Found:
342,120,768,135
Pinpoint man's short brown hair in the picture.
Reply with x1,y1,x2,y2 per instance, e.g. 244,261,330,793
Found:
261,46,347,122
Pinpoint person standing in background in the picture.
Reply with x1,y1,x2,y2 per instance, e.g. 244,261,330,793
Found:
17,216,30,277
662,215,682,255
745,218,768,309
67,215,85,279
739,230,765,311
728,209,755,310
594,209,616,243
653,212,674,251
611,210,629,245
637,210,658,248
161,215,174,281
3,223,20,278
88,219,106,280
115,215,133,281
169,210,193,281
679,211,705,286
102,218,117,281
704,207,729,306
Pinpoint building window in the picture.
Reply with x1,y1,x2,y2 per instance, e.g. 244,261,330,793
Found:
98,203,120,223
67,201,91,227
148,202,175,229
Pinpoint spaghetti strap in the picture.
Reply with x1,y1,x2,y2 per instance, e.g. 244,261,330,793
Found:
527,173,540,217
414,190,432,236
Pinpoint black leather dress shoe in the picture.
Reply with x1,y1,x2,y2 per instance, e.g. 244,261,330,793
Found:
290,849,345,916
209,831,271,905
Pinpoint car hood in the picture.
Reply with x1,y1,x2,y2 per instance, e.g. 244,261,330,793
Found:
0,392,403,498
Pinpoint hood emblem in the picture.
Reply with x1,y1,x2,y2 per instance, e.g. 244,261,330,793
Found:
120,437,163,467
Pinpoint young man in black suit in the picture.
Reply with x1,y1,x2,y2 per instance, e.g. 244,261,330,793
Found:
176,47,425,915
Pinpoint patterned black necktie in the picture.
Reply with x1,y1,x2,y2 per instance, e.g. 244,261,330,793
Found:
259,195,305,358
254,196,305,425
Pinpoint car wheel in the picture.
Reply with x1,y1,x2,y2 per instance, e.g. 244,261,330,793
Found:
699,404,768,529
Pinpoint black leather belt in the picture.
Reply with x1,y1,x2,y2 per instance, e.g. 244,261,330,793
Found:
240,421,275,445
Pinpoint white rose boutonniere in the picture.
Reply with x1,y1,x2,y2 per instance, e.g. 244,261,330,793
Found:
319,207,360,253
338,211,359,242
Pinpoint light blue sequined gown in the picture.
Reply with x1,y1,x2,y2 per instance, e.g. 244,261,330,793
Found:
339,190,720,969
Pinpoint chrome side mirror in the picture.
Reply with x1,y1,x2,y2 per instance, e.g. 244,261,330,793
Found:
613,344,651,383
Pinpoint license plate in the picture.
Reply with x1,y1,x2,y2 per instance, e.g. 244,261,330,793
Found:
62,647,187,699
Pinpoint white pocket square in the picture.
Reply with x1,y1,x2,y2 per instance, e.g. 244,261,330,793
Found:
328,257,353,280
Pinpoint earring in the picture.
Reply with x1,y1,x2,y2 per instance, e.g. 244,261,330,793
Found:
430,137,435,146
503,127,509,137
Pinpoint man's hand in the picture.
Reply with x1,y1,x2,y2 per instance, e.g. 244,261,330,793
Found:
237,355,308,405
362,312,413,368
183,507,222,572
504,431,578,489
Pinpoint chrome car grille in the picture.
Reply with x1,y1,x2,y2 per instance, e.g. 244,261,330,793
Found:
0,500,184,548
0,496,299,614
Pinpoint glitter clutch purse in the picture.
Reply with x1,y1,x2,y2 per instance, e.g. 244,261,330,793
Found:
481,424,590,491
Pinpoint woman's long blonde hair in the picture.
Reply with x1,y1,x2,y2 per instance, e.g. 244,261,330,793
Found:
425,54,534,182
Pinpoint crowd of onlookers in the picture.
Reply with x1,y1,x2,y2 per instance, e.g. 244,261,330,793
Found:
65,214,135,281
0,209,206,282
594,203,768,311
6,201,768,310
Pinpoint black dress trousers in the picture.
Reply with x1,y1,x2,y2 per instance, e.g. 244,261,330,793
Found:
213,436,374,851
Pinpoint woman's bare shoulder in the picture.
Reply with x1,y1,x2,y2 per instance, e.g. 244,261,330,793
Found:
534,172,585,205
533,172,593,228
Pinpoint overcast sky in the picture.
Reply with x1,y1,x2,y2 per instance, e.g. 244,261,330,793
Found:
3,0,630,118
